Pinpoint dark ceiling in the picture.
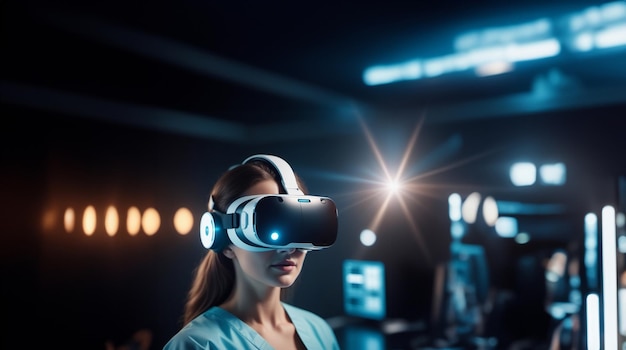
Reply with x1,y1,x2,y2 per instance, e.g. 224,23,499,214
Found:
2,0,626,143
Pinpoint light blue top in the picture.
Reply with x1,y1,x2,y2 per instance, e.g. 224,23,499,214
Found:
163,303,340,350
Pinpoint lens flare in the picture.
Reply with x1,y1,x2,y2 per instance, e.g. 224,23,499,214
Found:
386,180,400,194
357,116,433,261
319,112,495,262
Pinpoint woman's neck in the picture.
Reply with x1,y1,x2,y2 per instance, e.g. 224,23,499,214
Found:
220,286,285,325
220,286,304,350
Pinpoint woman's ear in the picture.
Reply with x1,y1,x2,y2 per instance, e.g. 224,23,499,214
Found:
222,247,235,259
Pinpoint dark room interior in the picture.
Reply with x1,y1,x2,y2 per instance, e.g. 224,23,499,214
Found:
2,0,625,349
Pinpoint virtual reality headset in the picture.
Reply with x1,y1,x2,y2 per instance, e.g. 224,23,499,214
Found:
200,154,339,252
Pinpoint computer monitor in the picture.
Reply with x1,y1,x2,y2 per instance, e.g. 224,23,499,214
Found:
343,259,386,320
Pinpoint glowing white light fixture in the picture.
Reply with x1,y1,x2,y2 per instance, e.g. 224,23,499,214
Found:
573,32,595,51
448,193,463,222
447,193,469,241
462,192,481,224
539,162,567,185
503,39,561,61
364,2,626,86
568,1,626,32
602,205,618,350
510,162,536,186
595,23,626,48
365,18,561,85
569,1,626,50
455,18,553,51
360,229,377,246
482,196,499,226
495,216,518,237
363,60,422,86
365,39,561,85
586,293,601,350
585,213,599,290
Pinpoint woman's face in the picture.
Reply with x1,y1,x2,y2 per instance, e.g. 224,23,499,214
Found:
224,179,307,289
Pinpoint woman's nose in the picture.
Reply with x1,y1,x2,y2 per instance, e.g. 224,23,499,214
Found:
277,247,296,254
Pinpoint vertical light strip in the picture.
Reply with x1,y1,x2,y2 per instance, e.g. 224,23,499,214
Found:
585,213,599,290
584,212,601,350
602,205,618,350
586,293,601,350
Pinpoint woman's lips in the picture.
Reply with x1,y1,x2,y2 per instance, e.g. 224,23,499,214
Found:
271,260,296,272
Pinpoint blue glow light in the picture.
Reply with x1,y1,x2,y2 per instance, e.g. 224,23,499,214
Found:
455,18,553,51
344,327,385,350
497,200,565,215
363,1,626,85
270,232,279,240
514,232,531,244
363,60,422,85
451,221,466,239
495,216,518,238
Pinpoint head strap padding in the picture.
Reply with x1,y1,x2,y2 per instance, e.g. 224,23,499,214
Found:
242,154,304,196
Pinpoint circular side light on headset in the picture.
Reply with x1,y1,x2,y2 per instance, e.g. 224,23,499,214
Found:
270,232,280,241
200,212,216,249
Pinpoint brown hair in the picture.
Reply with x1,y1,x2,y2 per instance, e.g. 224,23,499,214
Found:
182,160,307,325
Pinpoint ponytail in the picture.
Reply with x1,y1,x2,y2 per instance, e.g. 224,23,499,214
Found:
183,251,234,325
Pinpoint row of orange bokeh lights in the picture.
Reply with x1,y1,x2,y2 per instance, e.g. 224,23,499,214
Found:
46,205,196,236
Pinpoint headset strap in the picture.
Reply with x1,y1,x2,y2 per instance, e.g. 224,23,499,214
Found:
210,211,238,229
242,154,304,195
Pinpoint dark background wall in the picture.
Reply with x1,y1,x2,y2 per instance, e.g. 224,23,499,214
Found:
2,102,625,349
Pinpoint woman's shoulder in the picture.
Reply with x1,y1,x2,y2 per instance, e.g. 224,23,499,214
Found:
163,307,241,349
188,307,232,329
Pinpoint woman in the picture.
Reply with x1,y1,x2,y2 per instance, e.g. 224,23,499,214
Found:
164,156,340,350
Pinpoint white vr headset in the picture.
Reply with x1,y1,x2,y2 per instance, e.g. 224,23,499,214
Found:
200,154,338,252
